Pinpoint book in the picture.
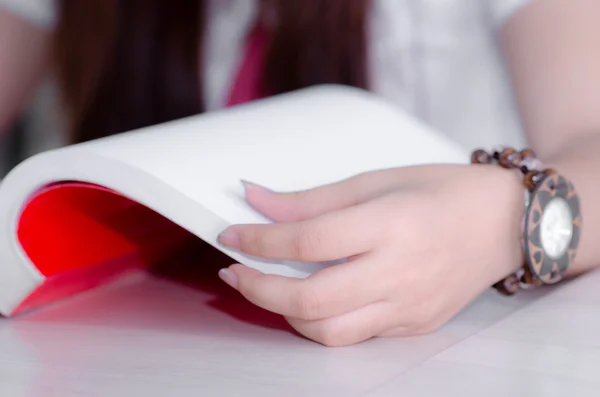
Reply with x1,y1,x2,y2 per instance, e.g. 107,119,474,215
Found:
0,84,469,317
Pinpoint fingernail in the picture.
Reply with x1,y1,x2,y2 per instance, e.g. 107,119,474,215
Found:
241,179,271,194
218,228,240,249
218,268,238,289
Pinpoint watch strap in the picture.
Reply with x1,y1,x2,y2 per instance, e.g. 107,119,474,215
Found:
471,147,582,296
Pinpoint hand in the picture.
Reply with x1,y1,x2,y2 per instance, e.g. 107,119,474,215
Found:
217,164,525,346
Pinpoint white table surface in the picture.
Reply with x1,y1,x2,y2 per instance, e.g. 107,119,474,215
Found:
2,258,600,397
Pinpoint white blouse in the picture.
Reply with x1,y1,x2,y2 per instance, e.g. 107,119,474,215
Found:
1,0,533,151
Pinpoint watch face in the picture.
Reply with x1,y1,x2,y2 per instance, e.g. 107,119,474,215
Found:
540,197,573,259
523,173,582,284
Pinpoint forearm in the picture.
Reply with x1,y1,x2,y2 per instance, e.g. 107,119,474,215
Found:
542,133,600,277
498,0,600,278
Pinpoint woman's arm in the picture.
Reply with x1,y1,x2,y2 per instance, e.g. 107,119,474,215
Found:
0,9,51,135
500,0,600,276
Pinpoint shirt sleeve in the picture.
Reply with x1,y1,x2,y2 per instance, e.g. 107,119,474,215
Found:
489,0,532,27
0,0,58,29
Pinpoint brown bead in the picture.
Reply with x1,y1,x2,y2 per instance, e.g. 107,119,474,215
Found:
493,275,519,296
521,267,541,286
471,149,492,164
499,148,521,169
520,148,536,160
524,170,543,191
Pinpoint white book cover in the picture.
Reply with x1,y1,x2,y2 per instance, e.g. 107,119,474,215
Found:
0,85,469,317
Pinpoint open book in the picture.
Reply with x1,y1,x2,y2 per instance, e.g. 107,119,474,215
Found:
0,85,469,317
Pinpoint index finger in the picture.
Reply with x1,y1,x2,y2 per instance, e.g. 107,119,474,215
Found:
223,254,393,321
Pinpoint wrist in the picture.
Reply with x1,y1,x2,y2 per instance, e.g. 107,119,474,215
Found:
483,164,528,285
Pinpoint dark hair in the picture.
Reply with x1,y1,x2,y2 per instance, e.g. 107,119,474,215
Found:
53,0,371,144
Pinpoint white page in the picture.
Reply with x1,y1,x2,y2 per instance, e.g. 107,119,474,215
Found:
81,85,469,221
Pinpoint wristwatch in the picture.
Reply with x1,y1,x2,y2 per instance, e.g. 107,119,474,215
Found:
471,147,582,295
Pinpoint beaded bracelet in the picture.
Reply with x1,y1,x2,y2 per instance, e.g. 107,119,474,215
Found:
471,147,582,295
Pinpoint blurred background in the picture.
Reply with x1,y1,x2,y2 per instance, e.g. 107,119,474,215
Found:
0,81,66,178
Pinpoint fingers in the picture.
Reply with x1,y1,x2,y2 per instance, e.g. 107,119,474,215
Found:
222,264,402,347
243,169,403,222
219,263,438,346
221,255,393,321
219,201,380,262
286,301,399,347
